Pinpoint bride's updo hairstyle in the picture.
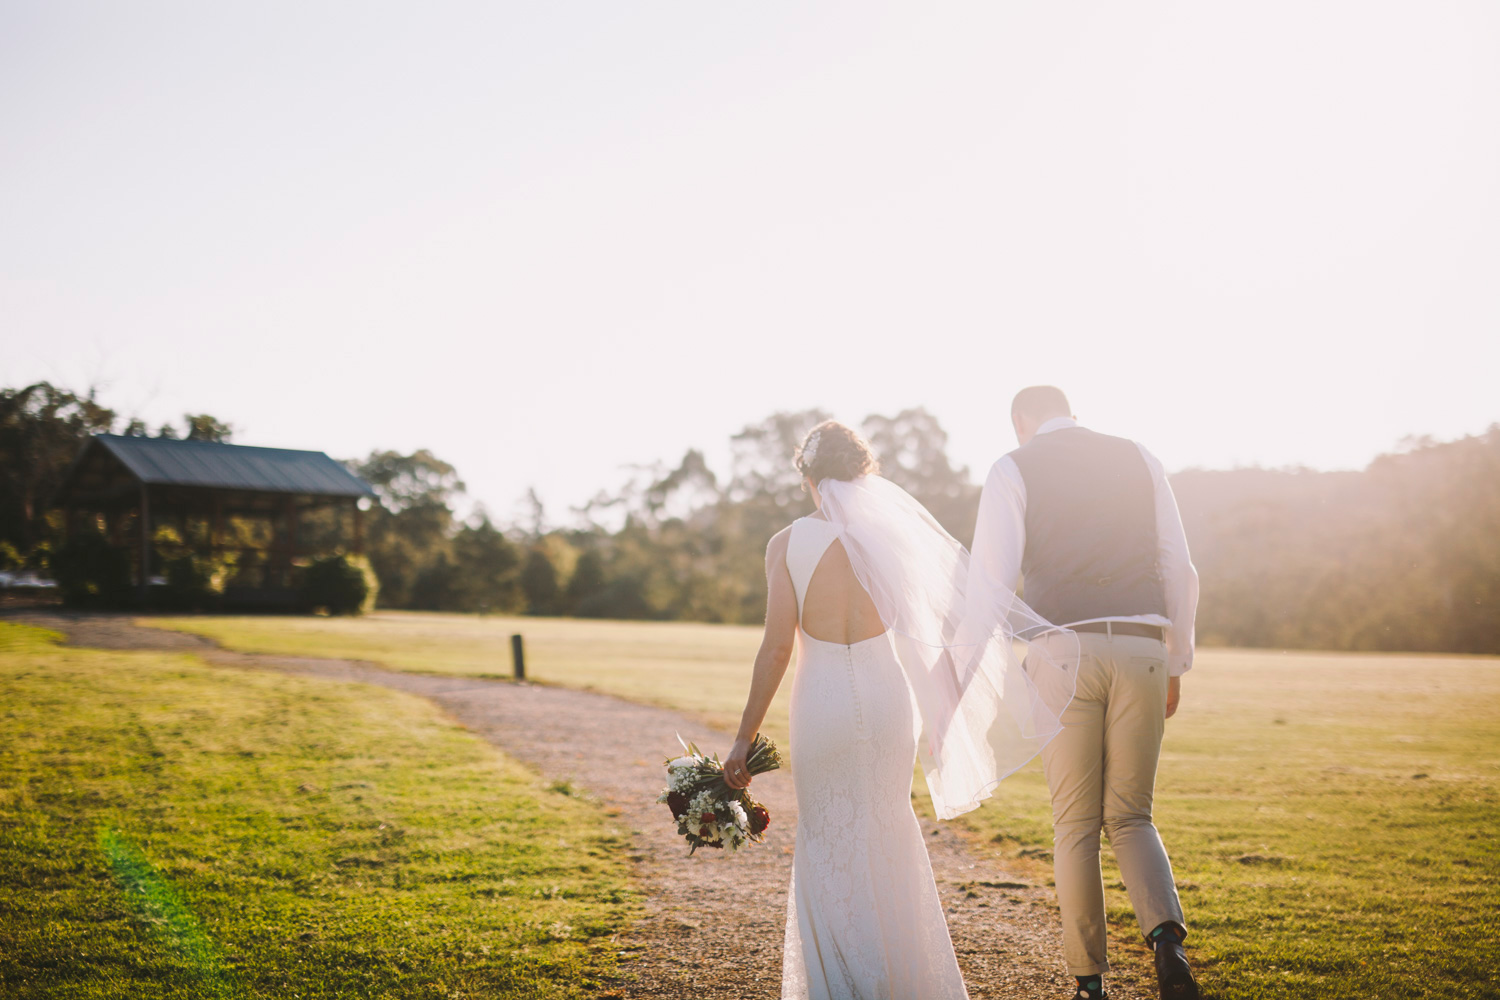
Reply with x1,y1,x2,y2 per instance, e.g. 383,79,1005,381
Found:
795,420,879,483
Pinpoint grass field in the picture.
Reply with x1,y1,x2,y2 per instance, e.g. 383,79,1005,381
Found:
148,611,781,743
0,621,635,999
151,612,1500,1000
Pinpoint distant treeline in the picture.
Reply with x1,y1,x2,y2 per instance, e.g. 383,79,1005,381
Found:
2,382,1496,653
1173,433,1500,653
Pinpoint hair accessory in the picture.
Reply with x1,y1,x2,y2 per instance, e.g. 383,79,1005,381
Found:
799,429,822,470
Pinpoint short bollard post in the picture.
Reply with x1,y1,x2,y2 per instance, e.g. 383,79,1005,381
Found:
510,633,526,681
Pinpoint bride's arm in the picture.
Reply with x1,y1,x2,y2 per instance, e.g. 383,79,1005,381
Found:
723,528,797,790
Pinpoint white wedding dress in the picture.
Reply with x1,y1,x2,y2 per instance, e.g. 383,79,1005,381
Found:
781,515,969,1000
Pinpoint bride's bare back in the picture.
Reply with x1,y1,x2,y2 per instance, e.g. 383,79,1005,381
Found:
799,521,885,645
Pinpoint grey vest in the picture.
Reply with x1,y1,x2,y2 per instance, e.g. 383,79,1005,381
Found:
1008,426,1167,626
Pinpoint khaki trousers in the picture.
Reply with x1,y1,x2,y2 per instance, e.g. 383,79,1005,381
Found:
1041,632,1185,976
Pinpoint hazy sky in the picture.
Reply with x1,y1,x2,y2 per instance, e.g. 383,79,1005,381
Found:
5,2,1497,523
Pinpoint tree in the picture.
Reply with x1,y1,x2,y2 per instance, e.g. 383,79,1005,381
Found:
726,409,830,508
519,534,578,615
520,547,561,615
1171,426,1500,654
449,515,524,613
0,383,117,553
519,488,547,538
184,414,233,442
355,449,465,513
643,449,720,523
861,407,978,543
565,547,607,614
408,553,461,611
349,449,465,607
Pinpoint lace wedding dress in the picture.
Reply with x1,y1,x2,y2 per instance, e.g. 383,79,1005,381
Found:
781,515,969,1000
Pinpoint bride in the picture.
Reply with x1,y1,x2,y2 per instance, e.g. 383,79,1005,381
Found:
722,420,1078,999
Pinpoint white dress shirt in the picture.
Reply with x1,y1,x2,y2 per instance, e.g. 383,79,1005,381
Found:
969,417,1200,676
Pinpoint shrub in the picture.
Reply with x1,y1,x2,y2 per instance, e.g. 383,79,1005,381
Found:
23,540,51,572
161,553,235,611
149,525,235,611
49,531,132,607
301,554,378,615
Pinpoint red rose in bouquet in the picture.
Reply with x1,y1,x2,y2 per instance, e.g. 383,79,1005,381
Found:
749,804,770,836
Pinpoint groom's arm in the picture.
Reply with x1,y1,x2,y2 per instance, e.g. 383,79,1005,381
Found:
1136,443,1200,678
968,457,1027,607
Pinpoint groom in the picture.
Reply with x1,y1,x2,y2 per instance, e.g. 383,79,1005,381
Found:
970,386,1201,1000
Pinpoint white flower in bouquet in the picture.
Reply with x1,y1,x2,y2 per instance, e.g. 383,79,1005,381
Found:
722,823,747,850
685,790,717,836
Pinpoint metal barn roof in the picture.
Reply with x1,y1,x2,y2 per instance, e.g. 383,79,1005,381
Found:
90,435,376,497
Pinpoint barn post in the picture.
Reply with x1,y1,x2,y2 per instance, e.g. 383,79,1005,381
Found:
137,484,151,605
282,496,299,587
352,498,364,555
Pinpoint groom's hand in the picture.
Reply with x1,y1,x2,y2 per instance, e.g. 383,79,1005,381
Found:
1165,676,1182,719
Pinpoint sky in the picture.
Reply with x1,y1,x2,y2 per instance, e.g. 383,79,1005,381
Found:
4,1,1498,525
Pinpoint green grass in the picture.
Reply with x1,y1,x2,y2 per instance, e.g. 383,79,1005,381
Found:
971,649,1500,998
150,612,1500,999
147,611,779,745
0,621,635,999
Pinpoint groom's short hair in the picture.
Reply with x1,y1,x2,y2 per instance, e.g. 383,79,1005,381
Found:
1011,385,1071,423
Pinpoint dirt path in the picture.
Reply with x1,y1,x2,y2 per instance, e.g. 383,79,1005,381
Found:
10,611,1154,999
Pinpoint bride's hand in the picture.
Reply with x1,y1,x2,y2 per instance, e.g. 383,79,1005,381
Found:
723,737,753,789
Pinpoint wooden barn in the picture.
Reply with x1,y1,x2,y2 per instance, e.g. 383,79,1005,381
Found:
54,435,377,607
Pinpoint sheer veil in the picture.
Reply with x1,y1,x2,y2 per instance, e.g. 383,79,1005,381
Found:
817,475,1080,820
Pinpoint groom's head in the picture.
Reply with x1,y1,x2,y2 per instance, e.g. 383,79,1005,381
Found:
1011,386,1072,446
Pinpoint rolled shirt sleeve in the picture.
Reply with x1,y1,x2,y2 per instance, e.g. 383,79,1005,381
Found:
1135,443,1199,676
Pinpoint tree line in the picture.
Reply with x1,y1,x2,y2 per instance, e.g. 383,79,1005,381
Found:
2,382,1495,653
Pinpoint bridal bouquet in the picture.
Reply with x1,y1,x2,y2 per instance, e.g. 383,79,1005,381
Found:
658,733,782,854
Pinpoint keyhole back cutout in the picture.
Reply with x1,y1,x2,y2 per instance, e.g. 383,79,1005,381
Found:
800,536,887,645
